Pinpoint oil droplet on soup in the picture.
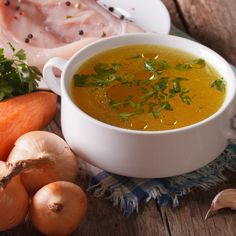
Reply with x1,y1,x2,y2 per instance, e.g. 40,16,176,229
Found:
71,45,225,131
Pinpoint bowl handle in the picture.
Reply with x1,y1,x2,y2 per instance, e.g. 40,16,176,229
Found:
43,57,68,96
227,116,236,140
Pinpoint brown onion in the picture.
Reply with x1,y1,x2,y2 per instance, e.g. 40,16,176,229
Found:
0,161,29,231
7,131,78,194
30,181,88,236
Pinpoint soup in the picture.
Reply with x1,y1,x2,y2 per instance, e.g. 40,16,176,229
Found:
71,45,225,131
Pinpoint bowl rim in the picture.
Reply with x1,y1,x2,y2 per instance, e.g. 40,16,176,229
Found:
61,32,236,135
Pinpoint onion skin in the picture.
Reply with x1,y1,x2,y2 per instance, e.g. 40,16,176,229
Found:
7,131,78,194
0,163,29,231
30,181,87,236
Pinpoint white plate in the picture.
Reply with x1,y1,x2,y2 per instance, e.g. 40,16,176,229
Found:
97,0,171,34
39,0,170,89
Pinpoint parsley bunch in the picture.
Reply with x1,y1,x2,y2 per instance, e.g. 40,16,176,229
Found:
0,43,41,101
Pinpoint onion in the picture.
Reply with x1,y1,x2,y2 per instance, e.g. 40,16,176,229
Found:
0,161,29,231
7,131,78,194
30,181,88,236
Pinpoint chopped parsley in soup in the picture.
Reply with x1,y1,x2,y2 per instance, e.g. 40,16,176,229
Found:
71,45,226,131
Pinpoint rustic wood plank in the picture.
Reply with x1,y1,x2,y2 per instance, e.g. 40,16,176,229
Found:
161,0,186,31
162,173,236,236
175,0,236,65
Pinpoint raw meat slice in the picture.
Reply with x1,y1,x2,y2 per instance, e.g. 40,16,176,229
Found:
0,0,143,70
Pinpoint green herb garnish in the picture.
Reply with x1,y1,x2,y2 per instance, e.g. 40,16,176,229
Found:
94,63,120,74
211,77,226,92
147,102,157,113
144,59,169,73
173,77,187,92
74,63,121,87
0,43,41,101
109,99,122,110
129,54,142,59
119,111,138,121
179,88,191,104
153,77,169,92
175,58,205,71
152,102,173,118
74,59,194,122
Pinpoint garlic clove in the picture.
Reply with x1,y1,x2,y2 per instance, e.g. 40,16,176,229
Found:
205,188,236,220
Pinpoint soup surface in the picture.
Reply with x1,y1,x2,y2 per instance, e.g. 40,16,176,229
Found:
71,45,225,131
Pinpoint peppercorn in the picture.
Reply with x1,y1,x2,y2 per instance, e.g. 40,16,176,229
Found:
101,32,106,37
24,38,30,43
4,0,10,6
120,15,125,20
79,30,84,35
28,34,33,39
65,1,71,6
108,7,114,12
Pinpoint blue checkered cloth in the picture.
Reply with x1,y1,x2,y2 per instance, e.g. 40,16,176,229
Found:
88,26,236,216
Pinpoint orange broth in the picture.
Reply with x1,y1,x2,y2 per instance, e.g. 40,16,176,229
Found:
71,45,225,131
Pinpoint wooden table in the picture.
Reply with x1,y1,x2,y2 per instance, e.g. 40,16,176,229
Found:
6,0,236,235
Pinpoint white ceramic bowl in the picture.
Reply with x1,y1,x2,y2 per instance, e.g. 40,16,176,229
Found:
43,33,236,178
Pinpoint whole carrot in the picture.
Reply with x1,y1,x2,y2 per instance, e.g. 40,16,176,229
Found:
0,91,57,160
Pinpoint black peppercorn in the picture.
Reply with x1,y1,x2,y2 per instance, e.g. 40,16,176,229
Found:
24,38,30,43
4,0,10,6
65,1,71,6
79,30,84,35
28,34,33,39
108,7,114,12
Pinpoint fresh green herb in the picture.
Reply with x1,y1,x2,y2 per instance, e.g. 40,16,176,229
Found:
172,77,188,93
0,43,41,101
14,49,26,60
74,74,112,87
147,102,157,113
119,108,144,121
143,79,152,86
175,63,192,71
119,112,136,121
94,63,120,74
7,42,15,52
129,54,142,59
144,59,169,73
179,88,191,104
140,86,149,94
116,76,129,85
211,77,226,92
109,99,122,110
131,79,142,86
153,77,169,92
190,59,206,68
123,95,134,107
74,63,121,87
129,101,142,110
141,90,156,102
152,102,173,118
168,77,191,104
175,58,206,71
